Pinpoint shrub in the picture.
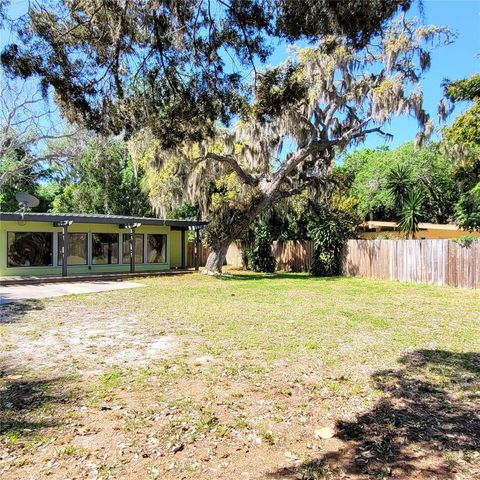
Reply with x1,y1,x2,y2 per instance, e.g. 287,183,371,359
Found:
308,196,359,276
376,232,396,239
250,223,276,273
453,235,478,247
454,183,480,232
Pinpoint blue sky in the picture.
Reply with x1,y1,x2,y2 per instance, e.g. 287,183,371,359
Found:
1,0,479,151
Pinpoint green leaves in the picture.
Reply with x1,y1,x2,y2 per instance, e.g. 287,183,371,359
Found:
51,137,152,216
307,197,359,276
454,183,480,232
1,1,415,150
398,189,425,239
444,74,480,102
343,142,457,223
249,222,277,273
386,163,414,208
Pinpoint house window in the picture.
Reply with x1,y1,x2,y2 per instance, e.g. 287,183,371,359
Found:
7,232,53,267
147,234,167,263
92,233,119,264
122,233,144,264
58,233,88,265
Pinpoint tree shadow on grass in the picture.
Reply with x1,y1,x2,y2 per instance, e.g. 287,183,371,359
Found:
0,369,71,446
0,299,44,325
0,300,76,454
270,349,480,479
215,272,342,282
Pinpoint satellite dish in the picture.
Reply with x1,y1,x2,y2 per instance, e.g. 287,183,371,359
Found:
16,192,40,209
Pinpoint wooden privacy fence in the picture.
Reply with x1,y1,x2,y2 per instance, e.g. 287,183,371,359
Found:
343,239,479,289
188,239,479,288
272,240,313,272
187,240,314,271
186,241,210,268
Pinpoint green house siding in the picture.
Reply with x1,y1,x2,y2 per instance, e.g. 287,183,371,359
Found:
169,230,190,268
0,220,180,276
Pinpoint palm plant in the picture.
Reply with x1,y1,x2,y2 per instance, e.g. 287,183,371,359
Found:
399,189,425,239
386,163,414,208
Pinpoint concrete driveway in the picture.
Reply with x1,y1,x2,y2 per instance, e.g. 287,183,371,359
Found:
0,280,145,305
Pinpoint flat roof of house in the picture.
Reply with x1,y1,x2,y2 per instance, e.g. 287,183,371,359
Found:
360,220,460,231
0,212,208,228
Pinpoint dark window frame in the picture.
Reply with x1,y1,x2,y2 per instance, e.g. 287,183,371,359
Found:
6,231,54,268
122,233,145,264
147,234,167,264
91,232,120,265
57,232,88,266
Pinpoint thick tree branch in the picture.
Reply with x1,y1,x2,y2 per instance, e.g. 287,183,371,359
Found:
269,139,324,193
194,152,258,187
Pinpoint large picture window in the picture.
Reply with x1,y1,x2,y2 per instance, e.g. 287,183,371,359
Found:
122,233,144,264
58,233,88,265
147,234,167,263
92,233,119,264
7,232,53,267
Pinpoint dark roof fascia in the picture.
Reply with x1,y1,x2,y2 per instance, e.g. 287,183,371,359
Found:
0,212,208,228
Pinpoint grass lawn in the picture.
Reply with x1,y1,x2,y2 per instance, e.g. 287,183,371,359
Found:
1,269,479,479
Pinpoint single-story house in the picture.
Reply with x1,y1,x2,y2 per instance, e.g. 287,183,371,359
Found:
358,220,480,239
0,212,207,277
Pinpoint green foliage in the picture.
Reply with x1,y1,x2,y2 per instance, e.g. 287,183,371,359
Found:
444,102,480,148
168,202,199,220
0,154,60,212
343,142,457,223
444,74,480,102
376,232,396,240
276,0,411,48
398,190,425,239
443,74,480,180
202,172,264,250
442,74,480,231
454,183,480,232
51,138,152,216
1,1,410,149
250,192,312,242
386,163,414,207
249,223,277,273
452,235,479,247
308,196,359,276
452,149,480,193
252,64,307,121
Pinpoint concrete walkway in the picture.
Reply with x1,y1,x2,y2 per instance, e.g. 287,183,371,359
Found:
0,280,145,305
0,268,193,286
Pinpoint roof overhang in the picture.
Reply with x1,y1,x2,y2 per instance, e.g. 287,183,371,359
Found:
0,212,208,228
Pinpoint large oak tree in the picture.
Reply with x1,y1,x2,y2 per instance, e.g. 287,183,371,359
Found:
1,0,411,147
191,19,449,272
4,0,449,273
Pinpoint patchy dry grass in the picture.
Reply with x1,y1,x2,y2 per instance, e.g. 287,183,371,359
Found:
0,269,479,479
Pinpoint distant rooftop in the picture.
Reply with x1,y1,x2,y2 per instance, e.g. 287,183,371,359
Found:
0,212,207,228
361,220,460,231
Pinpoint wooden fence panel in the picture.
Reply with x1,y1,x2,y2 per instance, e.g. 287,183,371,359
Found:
272,240,312,272
186,242,210,268
187,238,478,288
343,239,478,289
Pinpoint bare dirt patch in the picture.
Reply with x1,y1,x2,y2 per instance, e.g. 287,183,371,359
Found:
0,297,176,374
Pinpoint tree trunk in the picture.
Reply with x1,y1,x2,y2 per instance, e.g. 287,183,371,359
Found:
202,184,281,275
204,242,230,275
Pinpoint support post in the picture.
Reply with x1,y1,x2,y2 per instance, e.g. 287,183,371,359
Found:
62,224,69,277
194,228,200,271
181,229,186,269
119,223,141,273
129,228,136,273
